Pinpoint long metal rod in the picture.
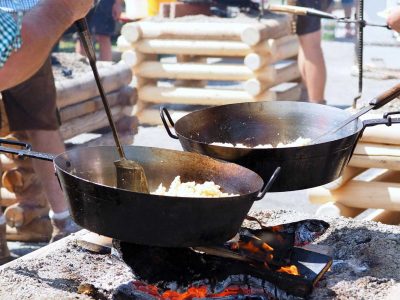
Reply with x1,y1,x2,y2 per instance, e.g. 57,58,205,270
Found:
75,19,126,160
353,0,364,108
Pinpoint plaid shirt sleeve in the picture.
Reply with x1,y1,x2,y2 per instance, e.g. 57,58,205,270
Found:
0,0,40,68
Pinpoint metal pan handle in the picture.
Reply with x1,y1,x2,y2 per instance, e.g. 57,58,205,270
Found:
160,107,179,139
362,111,400,128
0,138,55,162
370,82,400,110
255,166,281,201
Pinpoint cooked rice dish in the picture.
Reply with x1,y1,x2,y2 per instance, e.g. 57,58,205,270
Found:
153,176,238,197
210,137,312,148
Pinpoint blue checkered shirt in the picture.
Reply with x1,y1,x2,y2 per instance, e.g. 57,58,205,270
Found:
0,0,39,67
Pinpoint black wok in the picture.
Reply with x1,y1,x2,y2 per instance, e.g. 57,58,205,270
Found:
161,101,400,192
0,140,279,247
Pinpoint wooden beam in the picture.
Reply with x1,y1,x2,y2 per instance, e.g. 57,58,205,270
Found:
121,20,291,45
60,105,124,140
138,85,276,105
134,61,276,82
349,142,400,170
0,188,17,207
243,61,299,96
56,62,132,108
4,202,49,228
360,125,400,146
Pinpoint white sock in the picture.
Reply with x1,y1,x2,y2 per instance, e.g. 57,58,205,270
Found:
49,210,70,220
0,215,5,225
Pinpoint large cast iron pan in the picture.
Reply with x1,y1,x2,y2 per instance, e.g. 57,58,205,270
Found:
161,101,400,192
0,140,279,247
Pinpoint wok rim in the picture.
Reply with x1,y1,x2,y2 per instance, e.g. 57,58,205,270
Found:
173,101,364,149
53,145,264,199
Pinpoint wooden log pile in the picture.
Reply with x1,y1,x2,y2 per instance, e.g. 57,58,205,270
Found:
308,122,400,225
118,15,302,125
0,60,139,242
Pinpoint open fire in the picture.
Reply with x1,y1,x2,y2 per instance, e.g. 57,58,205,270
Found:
113,218,332,299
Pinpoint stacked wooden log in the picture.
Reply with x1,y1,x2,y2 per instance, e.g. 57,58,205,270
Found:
55,61,138,139
0,133,53,242
308,123,400,225
118,16,302,125
0,60,138,242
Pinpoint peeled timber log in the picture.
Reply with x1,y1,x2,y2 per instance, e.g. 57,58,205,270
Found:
360,125,400,145
59,86,137,123
6,216,52,242
121,50,146,67
308,168,399,204
5,202,49,228
121,19,291,45
138,85,276,105
2,168,38,194
0,154,16,171
0,188,17,207
309,169,400,209
244,36,299,70
267,35,299,61
56,62,132,109
60,105,124,140
244,61,300,96
328,181,400,211
128,34,297,59
349,142,400,170
134,61,276,82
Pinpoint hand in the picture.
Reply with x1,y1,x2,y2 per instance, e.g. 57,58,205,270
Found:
387,7,400,32
112,0,123,21
58,0,94,21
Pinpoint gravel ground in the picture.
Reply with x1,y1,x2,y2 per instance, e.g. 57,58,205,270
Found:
1,210,399,299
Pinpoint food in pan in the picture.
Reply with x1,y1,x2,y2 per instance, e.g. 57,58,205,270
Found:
210,137,312,148
153,176,238,197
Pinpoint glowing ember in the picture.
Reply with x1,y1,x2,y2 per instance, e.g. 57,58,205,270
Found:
132,282,260,299
277,265,300,276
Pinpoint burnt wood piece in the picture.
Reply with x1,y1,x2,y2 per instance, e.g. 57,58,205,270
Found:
115,241,332,298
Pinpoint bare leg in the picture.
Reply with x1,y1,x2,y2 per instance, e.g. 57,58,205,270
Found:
298,30,326,103
343,4,354,36
25,130,67,213
95,34,113,61
0,210,10,263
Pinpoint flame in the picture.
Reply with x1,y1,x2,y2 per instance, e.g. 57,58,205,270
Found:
271,225,284,232
238,240,274,253
133,282,257,299
277,265,300,276
162,286,208,299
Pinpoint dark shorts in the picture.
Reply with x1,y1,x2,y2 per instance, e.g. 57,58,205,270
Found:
294,0,322,36
87,0,116,36
1,58,60,131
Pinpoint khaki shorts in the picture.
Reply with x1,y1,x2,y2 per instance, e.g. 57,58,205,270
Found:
1,57,60,131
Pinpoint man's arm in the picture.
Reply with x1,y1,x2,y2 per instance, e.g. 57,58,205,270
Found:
388,7,400,32
0,0,93,91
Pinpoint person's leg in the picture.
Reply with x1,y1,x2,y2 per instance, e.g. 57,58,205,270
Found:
342,1,354,36
95,34,113,61
91,0,116,61
298,30,326,103
25,130,66,214
0,211,11,264
2,57,80,242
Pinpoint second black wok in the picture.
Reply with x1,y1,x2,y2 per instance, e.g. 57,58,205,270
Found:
161,101,400,192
